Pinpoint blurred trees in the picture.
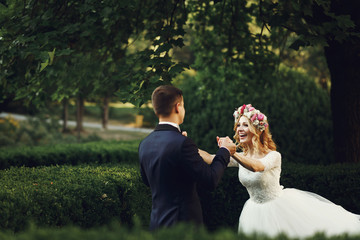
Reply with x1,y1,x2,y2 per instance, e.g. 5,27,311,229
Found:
1,0,359,162
179,0,333,165
0,0,188,132
258,0,360,162
179,0,359,163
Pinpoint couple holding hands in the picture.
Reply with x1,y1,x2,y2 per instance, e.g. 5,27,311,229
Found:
139,85,360,238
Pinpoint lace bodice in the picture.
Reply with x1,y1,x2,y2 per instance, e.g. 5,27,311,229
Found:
230,151,284,203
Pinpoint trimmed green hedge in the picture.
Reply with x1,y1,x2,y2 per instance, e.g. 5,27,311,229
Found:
0,164,151,232
1,223,359,240
1,160,359,232
0,140,140,170
0,142,359,232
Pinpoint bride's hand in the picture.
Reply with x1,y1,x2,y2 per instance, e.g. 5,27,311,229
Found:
182,131,188,137
217,136,236,155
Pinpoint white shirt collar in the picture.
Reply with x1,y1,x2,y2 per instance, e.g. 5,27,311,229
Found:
159,121,181,132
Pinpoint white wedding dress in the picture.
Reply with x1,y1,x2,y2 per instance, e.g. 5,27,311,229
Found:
229,151,360,238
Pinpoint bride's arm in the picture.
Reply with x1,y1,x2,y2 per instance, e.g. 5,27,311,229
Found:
198,149,239,167
198,149,214,165
232,152,265,172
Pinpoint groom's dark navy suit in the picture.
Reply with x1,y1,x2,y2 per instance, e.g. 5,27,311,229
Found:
139,124,230,230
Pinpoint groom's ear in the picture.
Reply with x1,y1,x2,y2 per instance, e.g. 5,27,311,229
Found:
174,102,180,113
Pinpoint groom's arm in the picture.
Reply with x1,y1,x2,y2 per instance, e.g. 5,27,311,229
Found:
139,142,150,187
181,137,230,190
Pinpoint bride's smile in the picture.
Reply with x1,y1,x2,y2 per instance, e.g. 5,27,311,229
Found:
237,116,254,144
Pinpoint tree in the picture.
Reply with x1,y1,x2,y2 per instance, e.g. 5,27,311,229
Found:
260,0,360,162
3,0,358,163
178,0,333,166
178,0,360,163
0,0,189,131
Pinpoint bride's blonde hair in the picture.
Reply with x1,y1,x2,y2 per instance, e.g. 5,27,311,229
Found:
233,105,276,155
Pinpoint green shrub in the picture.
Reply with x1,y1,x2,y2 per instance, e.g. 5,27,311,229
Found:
1,160,358,232
0,115,100,148
0,140,140,170
265,66,333,164
0,116,20,146
178,65,333,164
0,142,359,232
136,105,157,128
0,164,151,232
0,222,359,240
62,104,154,126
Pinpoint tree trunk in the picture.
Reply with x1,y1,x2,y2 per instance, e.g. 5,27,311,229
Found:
76,96,85,137
324,40,360,163
101,96,110,130
62,98,69,133
323,0,360,163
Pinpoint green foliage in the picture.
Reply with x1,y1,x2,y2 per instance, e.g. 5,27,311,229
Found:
0,116,18,146
0,158,359,233
0,0,189,107
0,164,151,232
176,0,333,165
179,64,333,164
59,104,157,127
0,115,59,147
137,106,158,128
0,141,359,232
0,115,102,148
1,223,359,240
56,103,136,124
2,0,360,164
262,0,360,49
199,167,248,230
2,0,356,106
177,0,279,152
265,65,333,164
0,140,140,170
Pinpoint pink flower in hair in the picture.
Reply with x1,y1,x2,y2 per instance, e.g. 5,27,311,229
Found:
240,104,246,114
257,114,265,121
233,110,240,121
251,114,257,122
248,107,255,112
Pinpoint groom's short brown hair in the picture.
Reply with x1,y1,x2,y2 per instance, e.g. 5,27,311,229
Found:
152,85,183,117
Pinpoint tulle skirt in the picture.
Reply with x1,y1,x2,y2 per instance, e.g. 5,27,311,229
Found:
238,188,360,238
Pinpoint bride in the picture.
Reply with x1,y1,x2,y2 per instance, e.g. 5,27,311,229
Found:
199,104,360,238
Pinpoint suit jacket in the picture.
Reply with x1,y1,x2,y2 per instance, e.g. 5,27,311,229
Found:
138,124,230,230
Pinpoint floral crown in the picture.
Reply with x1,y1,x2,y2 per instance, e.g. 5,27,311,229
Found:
233,104,268,132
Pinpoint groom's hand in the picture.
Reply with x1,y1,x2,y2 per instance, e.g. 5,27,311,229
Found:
217,136,236,155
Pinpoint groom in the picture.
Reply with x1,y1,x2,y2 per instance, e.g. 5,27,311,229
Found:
139,85,236,230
